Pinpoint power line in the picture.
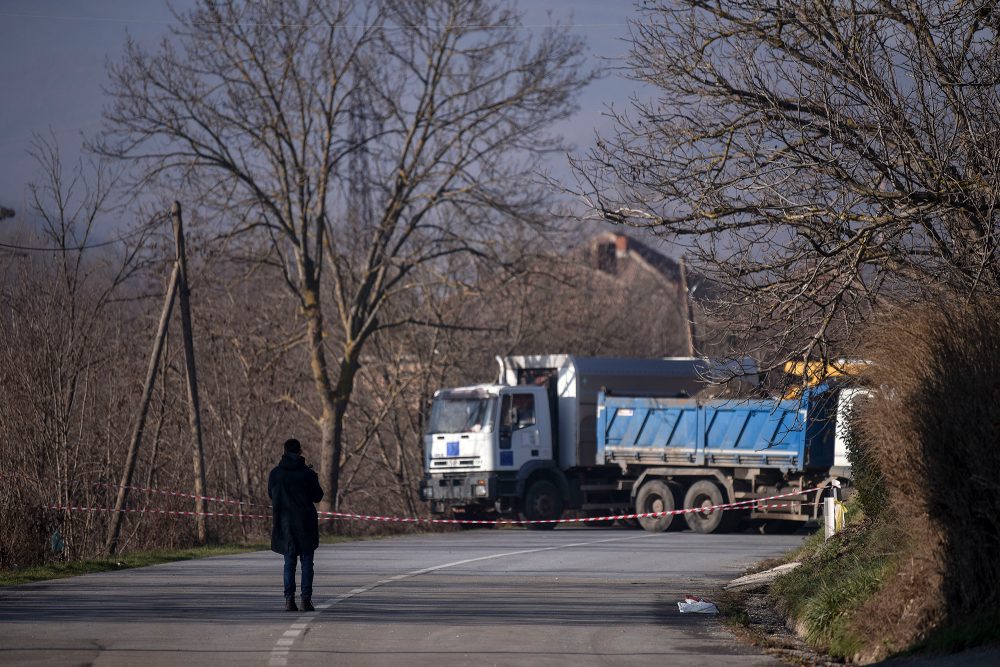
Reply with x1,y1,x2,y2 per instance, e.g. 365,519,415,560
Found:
0,11,627,31
0,219,159,253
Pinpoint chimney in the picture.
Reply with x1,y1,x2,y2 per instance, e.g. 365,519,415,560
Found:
615,234,628,258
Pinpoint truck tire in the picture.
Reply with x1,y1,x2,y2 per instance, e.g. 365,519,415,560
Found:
635,480,676,532
521,480,563,530
683,480,731,534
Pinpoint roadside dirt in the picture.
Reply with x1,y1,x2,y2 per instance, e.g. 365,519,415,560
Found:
719,587,843,666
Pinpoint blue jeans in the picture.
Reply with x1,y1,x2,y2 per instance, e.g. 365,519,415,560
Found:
283,551,314,599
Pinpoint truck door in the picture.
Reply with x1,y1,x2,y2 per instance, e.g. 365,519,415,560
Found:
514,368,560,466
498,392,544,470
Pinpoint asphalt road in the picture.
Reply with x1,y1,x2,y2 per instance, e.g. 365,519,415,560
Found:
0,528,805,666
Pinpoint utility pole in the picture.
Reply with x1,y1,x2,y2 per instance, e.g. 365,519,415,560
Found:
107,265,180,554
678,256,698,357
172,202,209,545
106,201,209,554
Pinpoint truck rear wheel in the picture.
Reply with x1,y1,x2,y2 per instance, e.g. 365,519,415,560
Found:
521,480,563,530
683,480,734,534
635,480,676,532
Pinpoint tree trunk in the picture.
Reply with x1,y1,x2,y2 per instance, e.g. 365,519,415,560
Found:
302,283,340,518
328,358,358,511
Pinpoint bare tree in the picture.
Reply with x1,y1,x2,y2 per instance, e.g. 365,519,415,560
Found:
0,136,150,561
576,0,1000,372
98,0,591,513
196,265,305,502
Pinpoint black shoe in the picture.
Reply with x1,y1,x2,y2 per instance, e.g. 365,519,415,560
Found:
301,597,315,612
284,597,298,612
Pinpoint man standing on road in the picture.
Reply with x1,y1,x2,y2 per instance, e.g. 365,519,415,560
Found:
269,438,324,612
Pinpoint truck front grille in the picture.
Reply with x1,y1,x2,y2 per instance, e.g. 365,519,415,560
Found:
430,457,481,469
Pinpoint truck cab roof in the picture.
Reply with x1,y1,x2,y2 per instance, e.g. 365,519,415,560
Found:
433,384,503,400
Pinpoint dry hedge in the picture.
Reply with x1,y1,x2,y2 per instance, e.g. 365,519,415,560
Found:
853,297,1000,661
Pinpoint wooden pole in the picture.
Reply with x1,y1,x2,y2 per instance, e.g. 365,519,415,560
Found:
106,264,179,555
678,256,698,356
172,201,209,545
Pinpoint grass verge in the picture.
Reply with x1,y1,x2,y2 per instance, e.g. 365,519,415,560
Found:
769,511,898,659
728,514,1000,662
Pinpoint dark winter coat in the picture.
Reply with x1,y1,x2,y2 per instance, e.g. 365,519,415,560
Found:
268,453,324,556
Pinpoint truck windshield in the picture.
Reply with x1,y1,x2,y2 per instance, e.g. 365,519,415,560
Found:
428,397,496,434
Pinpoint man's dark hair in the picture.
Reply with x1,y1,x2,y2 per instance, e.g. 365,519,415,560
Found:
283,438,302,455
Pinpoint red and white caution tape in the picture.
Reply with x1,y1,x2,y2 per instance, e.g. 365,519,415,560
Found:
40,485,823,526
43,504,270,520
319,487,821,526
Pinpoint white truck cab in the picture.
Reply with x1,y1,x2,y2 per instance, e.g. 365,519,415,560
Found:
423,384,553,515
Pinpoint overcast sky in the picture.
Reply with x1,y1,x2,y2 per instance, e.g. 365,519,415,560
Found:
0,0,646,225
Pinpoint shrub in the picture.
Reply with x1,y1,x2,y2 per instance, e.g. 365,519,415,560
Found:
771,512,896,658
0,493,54,569
851,296,1000,660
843,400,887,521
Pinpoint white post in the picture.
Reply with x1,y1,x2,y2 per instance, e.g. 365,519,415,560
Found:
824,496,836,540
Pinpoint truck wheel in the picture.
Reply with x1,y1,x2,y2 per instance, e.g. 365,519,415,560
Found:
635,480,676,532
683,480,730,534
521,480,563,530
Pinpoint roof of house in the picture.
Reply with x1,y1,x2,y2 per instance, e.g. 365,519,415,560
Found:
587,230,683,286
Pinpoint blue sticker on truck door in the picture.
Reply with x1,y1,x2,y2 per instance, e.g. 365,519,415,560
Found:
499,450,513,467
447,441,459,457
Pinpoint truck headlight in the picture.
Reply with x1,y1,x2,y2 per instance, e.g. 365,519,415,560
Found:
421,485,433,499
474,484,488,497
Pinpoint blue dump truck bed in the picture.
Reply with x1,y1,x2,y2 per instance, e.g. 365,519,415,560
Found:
597,390,836,473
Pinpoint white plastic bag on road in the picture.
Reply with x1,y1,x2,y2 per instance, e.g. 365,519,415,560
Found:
677,595,719,614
